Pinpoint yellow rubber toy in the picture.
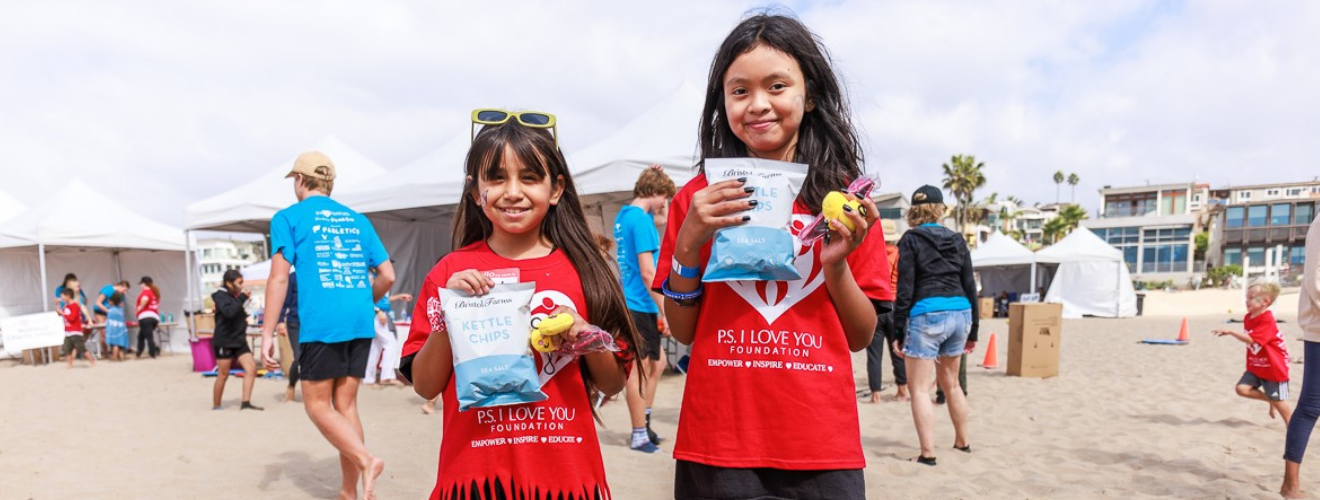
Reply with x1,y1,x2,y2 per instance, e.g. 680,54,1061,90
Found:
530,314,574,353
822,191,865,231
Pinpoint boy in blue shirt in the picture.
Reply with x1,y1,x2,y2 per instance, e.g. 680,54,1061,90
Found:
614,165,676,453
259,151,394,500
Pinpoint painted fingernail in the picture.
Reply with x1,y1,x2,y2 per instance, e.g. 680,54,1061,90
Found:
843,205,854,212
743,187,755,193
748,200,758,207
737,177,747,183
741,215,751,222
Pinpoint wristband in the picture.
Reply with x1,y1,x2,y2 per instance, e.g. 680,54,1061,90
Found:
661,278,703,307
671,256,701,279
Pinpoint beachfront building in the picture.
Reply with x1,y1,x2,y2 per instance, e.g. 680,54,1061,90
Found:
1212,181,1320,283
872,191,911,236
196,238,264,297
974,200,1058,249
1083,182,1208,283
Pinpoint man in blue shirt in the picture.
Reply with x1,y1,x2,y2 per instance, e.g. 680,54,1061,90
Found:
614,165,676,453
259,151,394,500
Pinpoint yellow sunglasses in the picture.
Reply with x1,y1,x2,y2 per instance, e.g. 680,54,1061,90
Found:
470,109,558,148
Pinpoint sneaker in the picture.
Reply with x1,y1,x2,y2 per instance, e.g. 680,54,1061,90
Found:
647,426,663,446
630,441,662,454
241,402,265,411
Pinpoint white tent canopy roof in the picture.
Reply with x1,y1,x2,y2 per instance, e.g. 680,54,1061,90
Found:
567,81,703,195
971,231,1036,268
184,135,389,232
0,179,185,251
1036,226,1122,263
0,190,25,224
335,134,469,219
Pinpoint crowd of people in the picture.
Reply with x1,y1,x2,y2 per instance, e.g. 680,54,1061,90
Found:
52,273,165,367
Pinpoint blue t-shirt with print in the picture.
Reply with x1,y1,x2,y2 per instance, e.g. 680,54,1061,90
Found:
270,195,389,344
95,285,115,313
614,205,660,314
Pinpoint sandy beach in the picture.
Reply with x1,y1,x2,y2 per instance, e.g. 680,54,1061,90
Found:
1,289,1311,499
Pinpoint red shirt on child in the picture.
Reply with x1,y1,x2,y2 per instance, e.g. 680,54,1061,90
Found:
1245,310,1289,382
652,176,892,470
62,303,84,334
404,242,611,500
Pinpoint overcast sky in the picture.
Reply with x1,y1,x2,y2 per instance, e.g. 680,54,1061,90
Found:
1,1,1317,227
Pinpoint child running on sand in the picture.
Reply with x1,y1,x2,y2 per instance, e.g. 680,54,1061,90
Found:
1214,282,1292,425
60,288,95,368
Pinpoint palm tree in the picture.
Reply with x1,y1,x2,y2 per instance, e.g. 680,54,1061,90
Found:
1053,171,1065,204
941,154,987,234
1067,173,1080,203
1055,204,1089,233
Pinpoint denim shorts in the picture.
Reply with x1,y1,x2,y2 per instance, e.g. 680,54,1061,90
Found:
903,309,972,360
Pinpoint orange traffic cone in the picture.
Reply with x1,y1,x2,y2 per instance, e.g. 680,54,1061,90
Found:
981,332,998,369
1176,318,1190,343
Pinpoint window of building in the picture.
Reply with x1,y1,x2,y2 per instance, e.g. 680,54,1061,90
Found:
1247,205,1268,227
1104,192,1158,217
1193,194,1201,203
1267,189,1281,197
1160,190,1187,216
1142,227,1192,243
1298,203,1316,226
1142,244,1188,273
1247,247,1265,266
1224,248,1242,266
1288,188,1304,197
1240,191,1252,201
1272,203,1292,226
1226,206,1245,229
878,208,903,220
1293,245,1307,266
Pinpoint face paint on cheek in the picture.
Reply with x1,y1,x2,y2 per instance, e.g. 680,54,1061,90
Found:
479,189,489,209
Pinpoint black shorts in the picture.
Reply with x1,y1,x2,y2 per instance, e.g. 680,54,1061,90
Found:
1239,371,1290,401
674,460,865,500
62,335,87,358
298,338,371,381
630,310,662,361
214,343,251,360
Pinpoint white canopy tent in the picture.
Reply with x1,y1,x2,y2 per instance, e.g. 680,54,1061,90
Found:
0,179,190,349
1037,227,1138,318
970,231,1047,297
0,190,25,224
182,136,391,311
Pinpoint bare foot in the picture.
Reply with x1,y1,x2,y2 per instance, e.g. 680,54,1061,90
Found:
1271,405,1279,420
337,489,357,500
421,400,436,415
1280,487,1304,499
869,392,882,404
284,387,296,403
361,456,385,500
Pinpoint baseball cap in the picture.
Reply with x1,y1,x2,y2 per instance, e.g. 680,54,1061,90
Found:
286,151,336,181
881,219,900,243
911,185,944,206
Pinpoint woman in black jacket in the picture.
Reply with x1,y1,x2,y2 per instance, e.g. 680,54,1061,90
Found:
211,270,262,411
892,185,976,466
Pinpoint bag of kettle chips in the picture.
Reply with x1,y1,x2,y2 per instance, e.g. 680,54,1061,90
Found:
702,158,808,282
440,282,547,411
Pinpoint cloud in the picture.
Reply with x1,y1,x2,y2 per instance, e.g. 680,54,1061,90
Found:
0,0,1316,227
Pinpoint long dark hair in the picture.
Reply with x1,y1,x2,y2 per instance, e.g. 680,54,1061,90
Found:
698,12,864,212
454,121,642,416
140,276,161,301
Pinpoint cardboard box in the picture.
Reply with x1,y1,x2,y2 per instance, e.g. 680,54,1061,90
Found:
979,297,994,319
1007,302,1061,378
191,313,215,337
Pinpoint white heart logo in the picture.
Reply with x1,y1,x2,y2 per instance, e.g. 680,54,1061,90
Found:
828,365,834,372
725,215,825,325
540,437,547,443
575,437,583,443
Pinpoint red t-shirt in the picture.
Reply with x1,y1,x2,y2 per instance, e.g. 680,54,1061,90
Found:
404,242,611,500
653,175,892,470
1245,310,1290,382
136,288,160,320
62,303,84,334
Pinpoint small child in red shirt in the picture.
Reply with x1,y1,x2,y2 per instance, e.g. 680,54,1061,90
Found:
1214,282,1291,425
59,288,96,368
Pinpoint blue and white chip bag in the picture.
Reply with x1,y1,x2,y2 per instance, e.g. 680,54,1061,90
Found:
441,282,548,411
702,158,809,282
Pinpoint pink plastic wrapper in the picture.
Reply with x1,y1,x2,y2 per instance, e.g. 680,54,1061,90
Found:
555,326,621,357
798,174,879,247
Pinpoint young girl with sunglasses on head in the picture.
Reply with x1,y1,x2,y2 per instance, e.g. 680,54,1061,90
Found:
654,13,892,500
402,110,642,500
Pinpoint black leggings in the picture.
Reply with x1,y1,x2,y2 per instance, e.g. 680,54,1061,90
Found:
137,318,159,358
867,311,906,390
286,323,301,388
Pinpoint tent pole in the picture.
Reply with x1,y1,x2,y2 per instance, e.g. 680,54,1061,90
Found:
185,230,195,311
113,250,122,282
1115,261,1121,317
38,244,48,312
